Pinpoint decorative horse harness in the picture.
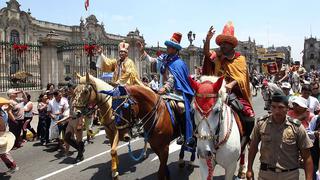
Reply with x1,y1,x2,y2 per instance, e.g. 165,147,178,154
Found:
193,82,234,150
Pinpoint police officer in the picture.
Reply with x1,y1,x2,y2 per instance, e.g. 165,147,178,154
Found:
246,91,314,180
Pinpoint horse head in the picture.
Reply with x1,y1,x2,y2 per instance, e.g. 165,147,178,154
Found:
189,75,226,159
73,73,113,120
73,73,98,109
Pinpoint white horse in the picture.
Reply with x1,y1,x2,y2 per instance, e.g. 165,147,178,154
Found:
189,76,241,180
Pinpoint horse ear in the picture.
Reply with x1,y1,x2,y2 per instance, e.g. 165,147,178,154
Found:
212,76,224,92
74,72,82,79
86,72,90,84
188,75,200,91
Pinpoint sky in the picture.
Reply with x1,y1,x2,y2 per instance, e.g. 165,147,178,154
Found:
2,0,320,61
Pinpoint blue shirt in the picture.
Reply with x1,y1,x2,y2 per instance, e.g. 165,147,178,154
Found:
306,115,320,143
0,108,8,126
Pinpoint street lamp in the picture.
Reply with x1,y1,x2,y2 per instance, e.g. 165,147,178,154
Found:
187,31,196,46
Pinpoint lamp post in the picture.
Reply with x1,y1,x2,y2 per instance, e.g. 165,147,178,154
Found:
187,31,196,46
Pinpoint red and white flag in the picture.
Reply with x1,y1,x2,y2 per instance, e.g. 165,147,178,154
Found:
85,0,89,11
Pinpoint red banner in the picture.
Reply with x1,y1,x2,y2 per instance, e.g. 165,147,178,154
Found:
85,0,89,11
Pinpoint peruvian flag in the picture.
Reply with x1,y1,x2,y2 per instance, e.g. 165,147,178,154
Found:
85,0,89,11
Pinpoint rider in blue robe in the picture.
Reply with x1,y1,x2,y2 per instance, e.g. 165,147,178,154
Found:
140,32,196,147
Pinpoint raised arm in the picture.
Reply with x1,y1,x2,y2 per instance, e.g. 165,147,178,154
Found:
204,26,216,59
137,41,157,63
95,46,117,72
202,26,216,76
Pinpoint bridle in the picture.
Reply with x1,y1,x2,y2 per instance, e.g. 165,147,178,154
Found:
194,90,233,150
111,91,163,138
73,84,113,118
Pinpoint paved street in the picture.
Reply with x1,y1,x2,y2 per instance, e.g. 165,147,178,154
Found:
0,93,306,180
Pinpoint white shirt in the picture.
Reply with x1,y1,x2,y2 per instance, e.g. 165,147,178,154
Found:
149,80,159,91
307,96,320,114
47,97,69,119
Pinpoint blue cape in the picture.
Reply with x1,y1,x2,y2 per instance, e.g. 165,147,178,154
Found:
165,56,194,142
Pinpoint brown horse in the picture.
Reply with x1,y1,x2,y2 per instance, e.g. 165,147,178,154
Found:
103,84,181,180
73,73,123,179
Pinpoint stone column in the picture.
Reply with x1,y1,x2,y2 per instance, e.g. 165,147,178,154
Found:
39,35,65,89
187,45,198,75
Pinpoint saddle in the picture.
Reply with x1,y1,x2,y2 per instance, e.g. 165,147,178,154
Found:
162,94,185,126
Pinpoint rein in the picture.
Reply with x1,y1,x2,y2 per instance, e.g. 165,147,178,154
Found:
74,84,114,126
127,96,164,162
194,96,234,150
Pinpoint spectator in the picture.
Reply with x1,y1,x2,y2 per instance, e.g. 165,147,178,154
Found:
142,76,149,87
311,82,320,102
149,75,159,92
306,115,320,179
22,92,37,141
288,96,314,129
281,82,295,108
301,85,320,115
0,97,19,174
47,90,69,151
46,83,55,92
37,93,50,145
7,89,27,148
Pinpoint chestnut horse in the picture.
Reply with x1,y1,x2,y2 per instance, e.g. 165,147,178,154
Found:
102,85,181,180
73,73,122,179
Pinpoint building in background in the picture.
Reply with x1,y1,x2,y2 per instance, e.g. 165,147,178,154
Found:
0,0,292,95
257,45,286,74
235,37,259,73
303,36,320,71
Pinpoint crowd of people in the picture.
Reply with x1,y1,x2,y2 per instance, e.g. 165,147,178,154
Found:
0,82,100,174
246,60,320,179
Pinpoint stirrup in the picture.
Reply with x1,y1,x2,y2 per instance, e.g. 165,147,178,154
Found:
177,136,185,145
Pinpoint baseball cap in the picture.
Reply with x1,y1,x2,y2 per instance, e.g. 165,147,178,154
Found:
6,89,20,96
281,82,291,89
292,96,308,109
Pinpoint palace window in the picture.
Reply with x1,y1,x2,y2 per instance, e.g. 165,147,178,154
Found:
65,64,71,74
10,30,20,43
310,54,315,59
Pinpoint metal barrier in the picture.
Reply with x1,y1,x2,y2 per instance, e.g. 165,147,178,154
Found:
0,42,41,92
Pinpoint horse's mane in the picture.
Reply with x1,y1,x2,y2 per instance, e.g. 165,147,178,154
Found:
199,75,227,102
79,74,114,92
126,85,158,104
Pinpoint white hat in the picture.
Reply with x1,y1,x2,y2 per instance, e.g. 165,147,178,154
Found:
7,89,20,96
0,132,15,154
281,82,291,89
118,41,129,53
292,96,308,109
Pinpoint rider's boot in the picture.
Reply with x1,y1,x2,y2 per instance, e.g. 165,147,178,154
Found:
186,137,196,148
